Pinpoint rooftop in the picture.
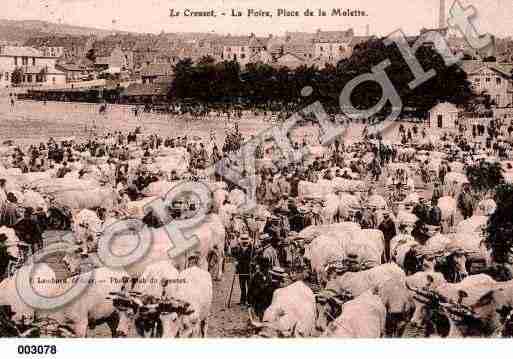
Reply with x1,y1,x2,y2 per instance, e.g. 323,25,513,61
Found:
314,29,354,43
140,63,174,77
0,46,44,57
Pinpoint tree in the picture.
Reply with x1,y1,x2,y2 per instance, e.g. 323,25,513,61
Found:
466,161,504,196
11,68,23,85
334,38,474,115
86,48,97,62
485,184,513,263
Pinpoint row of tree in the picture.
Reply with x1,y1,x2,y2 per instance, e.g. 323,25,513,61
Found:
169,38,474,117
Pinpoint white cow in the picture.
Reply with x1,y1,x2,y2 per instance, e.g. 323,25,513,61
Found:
322,291,386,338
41,267,131,338
438,196,457,230
249,281,316,338
0,263,56,324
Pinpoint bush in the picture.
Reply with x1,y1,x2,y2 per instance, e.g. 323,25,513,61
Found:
486,184,513,263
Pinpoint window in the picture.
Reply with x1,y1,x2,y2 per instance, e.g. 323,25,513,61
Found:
22,57,28,66
320,46,324,52
485,77,491,83
241,47,245,52
14,57,17,66
52,77,55,84
241,54,246,59
496,77,502,86
5,73,9,81
32,57,36,66
496,95,501,105
475,77,480,82
27,75,32,83
339,46,344,51
437,114,443,128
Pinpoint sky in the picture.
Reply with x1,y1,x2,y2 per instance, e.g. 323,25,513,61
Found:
2,0,513,37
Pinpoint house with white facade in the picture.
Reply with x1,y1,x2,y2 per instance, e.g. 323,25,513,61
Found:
221,34,266,66
0,46,66,88
313,29,354,63
427,102,460,129
463,61,513,108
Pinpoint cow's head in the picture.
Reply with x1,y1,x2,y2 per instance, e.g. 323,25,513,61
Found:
108,278,142,337
446,250,469,282
157,297,196,338
248,308,301,338
461,287,513,337
314,289,350,333
406,275,445,330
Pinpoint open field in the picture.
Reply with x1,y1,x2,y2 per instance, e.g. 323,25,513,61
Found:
1,99,439,338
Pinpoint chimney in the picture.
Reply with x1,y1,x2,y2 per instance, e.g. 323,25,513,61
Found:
439,0,446,28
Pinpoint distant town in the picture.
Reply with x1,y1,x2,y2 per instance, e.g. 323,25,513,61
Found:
0,12,512,117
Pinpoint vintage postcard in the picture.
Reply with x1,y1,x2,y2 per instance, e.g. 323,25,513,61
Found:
0,0,511,344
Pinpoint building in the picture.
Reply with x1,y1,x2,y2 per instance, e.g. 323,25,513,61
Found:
55,63,92,82
221,34,266,65
427,102,460,129
247,50,273,66
95,46,134,73
313,29,354,62
122,82,171,103
25,35,96,61
348,36,376,55
274,53,306,69
463,61,513,108
0,46,65,87
140,63,174,84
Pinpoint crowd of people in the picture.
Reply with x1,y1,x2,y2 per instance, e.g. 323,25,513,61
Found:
1,102,513,338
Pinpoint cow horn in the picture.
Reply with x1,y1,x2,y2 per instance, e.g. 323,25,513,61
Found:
248,307,265,328
405,282,431,298
133,297,144,308
19,327,38,338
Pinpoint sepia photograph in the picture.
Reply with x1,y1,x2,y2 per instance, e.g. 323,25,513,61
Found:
0,0,512,344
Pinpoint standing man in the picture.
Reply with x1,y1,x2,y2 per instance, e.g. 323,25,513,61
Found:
259,233,279,270
378,210,396,262
431,181,443,205
232,234,253,307
14,207,43,254
457,183,475,220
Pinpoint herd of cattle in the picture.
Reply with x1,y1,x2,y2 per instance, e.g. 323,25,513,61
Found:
0,128,512,339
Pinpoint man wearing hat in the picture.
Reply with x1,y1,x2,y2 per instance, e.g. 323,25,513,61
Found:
249,265,287,320
378,210,396,262
260,233,280,270
232,233,253,306
431,181,444,205
14,207,43,254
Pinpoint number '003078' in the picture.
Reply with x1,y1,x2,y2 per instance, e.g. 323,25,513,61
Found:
17,345,57,355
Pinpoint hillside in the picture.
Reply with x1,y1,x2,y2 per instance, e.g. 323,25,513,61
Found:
0,19,130,43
